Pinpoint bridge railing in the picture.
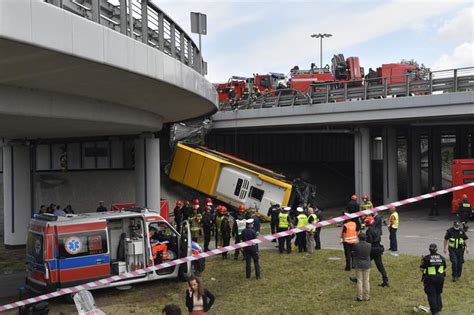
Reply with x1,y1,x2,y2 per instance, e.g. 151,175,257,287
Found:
222,66,474,111
44,0,205,74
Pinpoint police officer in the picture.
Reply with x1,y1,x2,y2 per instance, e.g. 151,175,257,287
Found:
420,243,446,315
457,194,471,231
201,205,214,252
220,207,232,259
278,207,292,254
233,205,247,260
267,203,281,242
241,218,261,279
443,221,469,282
295,207,308,252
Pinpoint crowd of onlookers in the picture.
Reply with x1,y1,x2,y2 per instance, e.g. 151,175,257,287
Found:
37,203,75,216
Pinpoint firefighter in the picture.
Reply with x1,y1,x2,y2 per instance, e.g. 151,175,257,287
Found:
242,87,250,100
220,207,232,259
457,194,471,231
173,200,184,233
278,207,292,254
360,195,373,210
341,218,359,271
295,207,308,252
205,197,216,236
201,205,214,252
182,201,192,222
443,221,469,282
233,205,248,260
189,205,202,243
420,243,446,315
347,195,361,230
215,205,224,248
365,216,389,287
241,218,261,279
252,85,261,99
267,203,281,242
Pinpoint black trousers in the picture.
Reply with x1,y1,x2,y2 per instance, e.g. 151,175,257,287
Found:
314,228,321,250
277,227,291,253
389,227,398,251
371,254,388,283
270,220,278,235
203,227,211,252
448,248,465,279
343,242,354,270
222,237,230,258
424,276,444,314
244,249,260,279
296,232,306,252
234,235,242,258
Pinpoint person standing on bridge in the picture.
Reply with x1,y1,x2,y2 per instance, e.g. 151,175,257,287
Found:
278,207,292,254
295,207,308,252
420,243,446,315
443,221,469,282
388,207,399,255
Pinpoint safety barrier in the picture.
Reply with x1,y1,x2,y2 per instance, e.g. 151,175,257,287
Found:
1,182,473,312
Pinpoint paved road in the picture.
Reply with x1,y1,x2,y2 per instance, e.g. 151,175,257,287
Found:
0,271,24,300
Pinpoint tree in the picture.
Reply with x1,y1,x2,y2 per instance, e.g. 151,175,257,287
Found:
400,59,431,80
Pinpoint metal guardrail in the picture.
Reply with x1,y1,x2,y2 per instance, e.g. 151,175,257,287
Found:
222,66,474,111
44,0,205,74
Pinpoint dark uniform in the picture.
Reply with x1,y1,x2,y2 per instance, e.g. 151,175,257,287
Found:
220,214,231,259
201,209,214,252
182,204,192,222
267,204,280,238
444,225,468,281
457,198,471,230
173,205,183,233
366,224,389,286
232,213,247,259
314,208,324,250
420,247,446,315
278,209,292,254
347,199,361,229
241,223,261,279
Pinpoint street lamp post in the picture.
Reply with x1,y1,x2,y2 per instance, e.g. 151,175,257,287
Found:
310,33,332,68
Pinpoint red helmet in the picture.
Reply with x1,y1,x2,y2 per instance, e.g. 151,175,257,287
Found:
363,195,369,200
364,216,374,226
193,204,199,210
239,205,246,212
193,198,200,205
206,197,212,203
216,205,222,212
351,195,358,200
203,205,210,212
221,206,228,213
176,200,183,207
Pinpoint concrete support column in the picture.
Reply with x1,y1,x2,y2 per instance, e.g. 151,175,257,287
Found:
407,128,421,197
454,127,469,159
354,127,371,199
3,144,32,246
428,128,442,190
135,134,161,211
383,126,398,203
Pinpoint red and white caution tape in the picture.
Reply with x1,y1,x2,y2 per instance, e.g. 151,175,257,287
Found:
1,182,473,312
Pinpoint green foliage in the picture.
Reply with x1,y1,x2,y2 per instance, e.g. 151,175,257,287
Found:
401,59,431,80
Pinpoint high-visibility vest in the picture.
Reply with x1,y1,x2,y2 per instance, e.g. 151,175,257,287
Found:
462,202,471,208
343,221,358,244
236,219,247,235
423,255,445,275
279,213,289,228
448,237,465,249
308,214,318,232
389,212,399,229
296,214,308,228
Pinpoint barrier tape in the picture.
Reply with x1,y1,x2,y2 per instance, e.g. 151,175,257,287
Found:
1,182,473,312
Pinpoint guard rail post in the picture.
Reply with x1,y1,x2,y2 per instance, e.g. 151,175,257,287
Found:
344,82,348,101
91,0,100,23
170,24,176,57
453,69,458,92
363,79,368,100
180,33,185,63
141,0,148,44
325,85,329,103
428,72,433,94
119,0,127,35
383,78,388,98
128,0,134,37
158,12,164,51
406,74,410,97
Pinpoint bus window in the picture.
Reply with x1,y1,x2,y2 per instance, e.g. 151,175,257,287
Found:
249,186,264,201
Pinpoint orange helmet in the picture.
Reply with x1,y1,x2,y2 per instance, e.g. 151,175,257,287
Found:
221,206,228,213
239,205,246,212
364,216,374,226
351,195,358,200
193,198,200,205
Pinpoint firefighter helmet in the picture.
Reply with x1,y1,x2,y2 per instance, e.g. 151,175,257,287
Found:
193,204,199,210
193,198,200,205
351,195,358,200
206,197,212,203
176,200,183,207
364,216,374,226
239,205,246,212
363,195,369,200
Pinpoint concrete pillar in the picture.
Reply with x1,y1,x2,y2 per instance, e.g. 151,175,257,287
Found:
454,127,469,159
428,128,442,190
383,126,398,203
407,128,421,197
135,134,161,211
3,144,32,246
354,127,371,199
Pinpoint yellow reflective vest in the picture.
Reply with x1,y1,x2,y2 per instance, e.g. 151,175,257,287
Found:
279,213,289,229
296,214,308,228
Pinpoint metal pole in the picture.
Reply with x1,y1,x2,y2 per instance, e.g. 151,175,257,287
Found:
320,37,323,68
128,0,133,38
198,13,202,75
453,69,458,92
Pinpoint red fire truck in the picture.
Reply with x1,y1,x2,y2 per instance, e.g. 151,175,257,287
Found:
451,159,474,214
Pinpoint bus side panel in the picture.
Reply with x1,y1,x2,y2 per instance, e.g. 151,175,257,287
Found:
197,159,221,195
183,153,205,189
169,147,191,183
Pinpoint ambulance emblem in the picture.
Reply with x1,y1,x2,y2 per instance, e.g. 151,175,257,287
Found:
65,237,82,255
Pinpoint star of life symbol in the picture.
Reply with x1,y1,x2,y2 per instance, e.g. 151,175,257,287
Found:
65,237,82,255
34,239,41,255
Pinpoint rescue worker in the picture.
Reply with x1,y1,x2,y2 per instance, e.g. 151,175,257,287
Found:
241,218,261,279
220,207,232,259
420,243,446,315
278,207,292,254
201,205,214,252
388,207,399,254
443,221,469,282
347,195,361,229
215,205,224,248
182,201,192,222
242,87,250,100
341,218,359,271
306,208,318,254
96,201,107,212
267,203,281,241
252,85,261,99
173,200,184,233
314,207,324,250
205,197,216,236
295,207,308,252
233,205,248,260
365,216,389,287
457,194,471,231
360,195,373,210
189,205,202,243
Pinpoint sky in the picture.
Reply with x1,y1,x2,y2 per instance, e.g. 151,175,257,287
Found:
154,0,474,83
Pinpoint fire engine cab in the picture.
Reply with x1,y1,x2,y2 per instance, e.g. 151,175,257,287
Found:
25,208,204,295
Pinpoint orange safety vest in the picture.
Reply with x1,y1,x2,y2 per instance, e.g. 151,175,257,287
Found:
343,221,358,244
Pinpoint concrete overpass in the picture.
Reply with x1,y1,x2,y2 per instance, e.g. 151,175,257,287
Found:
0,0,218,246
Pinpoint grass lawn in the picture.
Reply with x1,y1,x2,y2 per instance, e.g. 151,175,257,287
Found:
39,249,474,315
0,241,25,271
